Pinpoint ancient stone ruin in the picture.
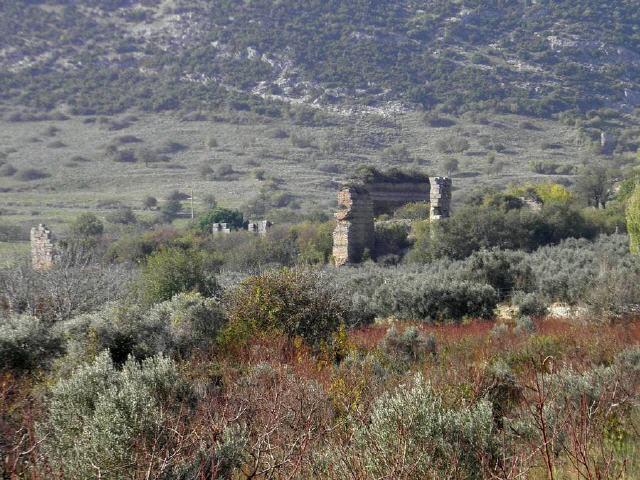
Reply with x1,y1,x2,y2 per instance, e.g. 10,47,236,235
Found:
247,220,272,235
31,224,56,271
212,220,272,235
212,223,233,234
429,177,452,220
354,167,431,215
332,185,375,266
332,170,452,266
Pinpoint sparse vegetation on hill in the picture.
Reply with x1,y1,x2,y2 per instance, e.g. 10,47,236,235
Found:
1,1,640,117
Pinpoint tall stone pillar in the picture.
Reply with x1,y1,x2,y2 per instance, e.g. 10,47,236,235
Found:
430,177,452,221
31,224,56,271
332,186,375,266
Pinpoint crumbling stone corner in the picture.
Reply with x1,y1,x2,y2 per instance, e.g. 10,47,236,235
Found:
430,177,452,221
332,186,375,266
31,224,56,271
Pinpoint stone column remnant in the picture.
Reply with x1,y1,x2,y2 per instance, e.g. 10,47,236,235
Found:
257,220,272,235
248,220,272,235
31,224,56,271
430,177,452,220
332,185,374,266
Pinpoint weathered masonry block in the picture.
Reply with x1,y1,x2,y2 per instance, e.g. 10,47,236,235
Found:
212,223,233,234
31,224,56,271
355,168,431,215
430,177,452,220
247,220,272,235
332,186,375,266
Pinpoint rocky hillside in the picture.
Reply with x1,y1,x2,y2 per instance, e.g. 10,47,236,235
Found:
1,0,640,117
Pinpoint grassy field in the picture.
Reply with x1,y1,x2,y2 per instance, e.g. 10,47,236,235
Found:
0,108,592,247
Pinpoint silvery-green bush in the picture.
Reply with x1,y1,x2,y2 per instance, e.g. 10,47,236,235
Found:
514,315,536,335
330,234,636,313
382,326,436,363
489,322,509,340
373,280,497,322
0,314,62,370
512,291,548,318
63,292,225,364
349,374,494,478
43,352,187,479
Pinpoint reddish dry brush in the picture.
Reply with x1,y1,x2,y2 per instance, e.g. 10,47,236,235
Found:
3,315,640,479
0,372,49,480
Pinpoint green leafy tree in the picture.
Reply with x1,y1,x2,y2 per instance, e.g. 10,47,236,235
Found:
143,195,158,209
197,207,244,232
575,165,610,208
442,157,459,176
71,213,104,237
160,199,182,222
106,206,136,225
626,185,640,254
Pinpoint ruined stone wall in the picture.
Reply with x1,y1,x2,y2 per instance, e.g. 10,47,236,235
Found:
430,177,452,220
366,181,430,215
31,224,55,271
332,186,375,266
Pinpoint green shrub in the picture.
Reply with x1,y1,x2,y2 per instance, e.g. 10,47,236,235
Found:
393,202,430,220
512,291,548,318
15,168,49,181
626,185,640,254
139,248,219,305
173,424,247,479
0,314,62,371
411,203,598,261
490,322,509,340
143,196,158,209
105,207,136,225
292,221,334,265
222,268,348,347
465,249,534,300
0,163,17,176
160,199,182,222
374,223,410,258
374,279,498,322
71,213,104,237
43,352,187,478
514,315,536,334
